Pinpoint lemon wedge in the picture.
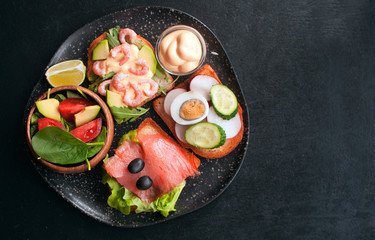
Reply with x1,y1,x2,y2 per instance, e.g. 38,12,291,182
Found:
45,60,86,87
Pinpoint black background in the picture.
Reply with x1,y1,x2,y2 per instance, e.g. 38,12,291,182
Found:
3,0,375,239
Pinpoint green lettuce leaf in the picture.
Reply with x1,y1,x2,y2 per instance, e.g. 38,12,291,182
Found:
117,129,138,147
102,172,185,217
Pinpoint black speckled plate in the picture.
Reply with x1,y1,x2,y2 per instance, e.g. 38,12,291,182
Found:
23,6,249,227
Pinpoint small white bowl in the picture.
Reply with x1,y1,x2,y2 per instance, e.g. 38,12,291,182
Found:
155,25,206,76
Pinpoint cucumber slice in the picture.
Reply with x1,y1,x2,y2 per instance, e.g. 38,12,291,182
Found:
185,122,226,149
210,84,238,120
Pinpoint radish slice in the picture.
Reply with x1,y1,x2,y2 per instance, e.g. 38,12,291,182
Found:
175,123,190,143
189,75,220,101
207,106,241,139
164,88,187,116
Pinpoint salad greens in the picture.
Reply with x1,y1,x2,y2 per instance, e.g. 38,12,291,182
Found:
109,106,149,124
77,89,89,100
30,90,106,168
66,90,83,99
117,129,138,147
87,126,107,158
59,117,74,132
102,129,185,217
54,93,66,102
88,71,115,93
102,172,185,217
30,112,43,136
31,126,103,165
106,26,121,49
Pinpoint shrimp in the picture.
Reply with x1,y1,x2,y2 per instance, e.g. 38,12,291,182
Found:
139,79,158,97
129,58,150,76
98,79,113,96
110,43,131,66
123,82,143,107
119,28,137,44
92,60,109,76
112,72,128,92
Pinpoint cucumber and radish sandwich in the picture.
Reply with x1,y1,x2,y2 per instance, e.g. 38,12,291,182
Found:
153,64,244,159
86,26,175,123
102,118,200,217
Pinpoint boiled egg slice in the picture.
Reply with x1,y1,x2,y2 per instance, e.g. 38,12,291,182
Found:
170,91,209,125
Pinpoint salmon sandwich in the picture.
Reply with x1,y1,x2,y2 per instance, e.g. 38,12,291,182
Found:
102,118,200,217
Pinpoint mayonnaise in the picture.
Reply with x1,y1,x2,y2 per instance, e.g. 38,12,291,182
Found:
104,44,154,102
105,44,140,73
158,28,204,74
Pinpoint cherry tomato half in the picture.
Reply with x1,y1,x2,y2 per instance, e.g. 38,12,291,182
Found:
69,118,102,142
38,118,66,131
59,98,94,122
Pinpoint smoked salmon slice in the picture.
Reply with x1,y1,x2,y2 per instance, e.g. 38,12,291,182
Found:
104,133,199,204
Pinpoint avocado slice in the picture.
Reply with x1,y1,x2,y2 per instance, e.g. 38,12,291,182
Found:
92,40,109,60
35,98,60,121
74,105,101,127
107,90,126,108
138,45,157,74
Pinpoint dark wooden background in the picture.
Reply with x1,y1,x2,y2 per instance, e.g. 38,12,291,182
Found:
3,0,375,239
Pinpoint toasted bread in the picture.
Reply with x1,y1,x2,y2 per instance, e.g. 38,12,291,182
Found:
86,29,175,107
153,64,244,159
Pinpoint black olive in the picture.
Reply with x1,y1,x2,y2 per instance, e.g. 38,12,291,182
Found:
136,176,153,190
128,158,145,174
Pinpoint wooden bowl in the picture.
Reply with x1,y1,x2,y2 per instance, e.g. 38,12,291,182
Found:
26,86,114,173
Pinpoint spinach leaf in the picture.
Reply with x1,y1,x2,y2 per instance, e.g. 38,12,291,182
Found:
87,126,107,158
109,106,149,124
31,126,89,165
106,26,121,49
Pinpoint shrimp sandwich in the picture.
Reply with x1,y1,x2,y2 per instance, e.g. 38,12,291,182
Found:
87,26,174,108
